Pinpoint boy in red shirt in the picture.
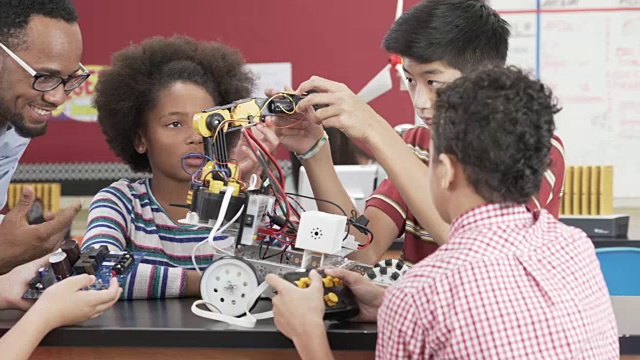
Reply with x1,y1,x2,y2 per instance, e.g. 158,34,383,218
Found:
269,0,565,265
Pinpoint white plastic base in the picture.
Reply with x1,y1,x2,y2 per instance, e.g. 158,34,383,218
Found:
179,211,204,227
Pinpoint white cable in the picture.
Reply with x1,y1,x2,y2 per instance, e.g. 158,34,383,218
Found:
190,187,243,274
191,239,208,274
191,206,244,274
191,280,273,328
209,205,244,255
247,174,259,191
207,187,234,247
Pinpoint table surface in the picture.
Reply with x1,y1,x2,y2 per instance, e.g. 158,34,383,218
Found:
0,298,377,350
2,296,640,354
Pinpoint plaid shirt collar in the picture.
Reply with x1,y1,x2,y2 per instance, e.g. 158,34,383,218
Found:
449,202,536,246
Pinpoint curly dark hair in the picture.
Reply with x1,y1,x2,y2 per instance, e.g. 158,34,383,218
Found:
432,66,560,204
94,36,255,172
0,0,78,48
382,0,510,74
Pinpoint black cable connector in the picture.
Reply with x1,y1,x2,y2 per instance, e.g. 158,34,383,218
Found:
348,211,371,235
354,214,369,227
269,214,288,228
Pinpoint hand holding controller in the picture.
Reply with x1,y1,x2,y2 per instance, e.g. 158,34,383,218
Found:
282,269,359,322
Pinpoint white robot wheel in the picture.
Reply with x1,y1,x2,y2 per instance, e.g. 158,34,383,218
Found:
200,256,260,317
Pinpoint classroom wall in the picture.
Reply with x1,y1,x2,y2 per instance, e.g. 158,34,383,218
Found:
490,0,640,202
20,0,421,164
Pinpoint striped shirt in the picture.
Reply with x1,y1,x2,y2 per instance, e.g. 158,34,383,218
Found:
82,179,215,299
377,204,618,359
366,125,566,264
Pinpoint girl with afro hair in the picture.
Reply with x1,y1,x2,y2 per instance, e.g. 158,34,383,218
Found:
83,36,278,299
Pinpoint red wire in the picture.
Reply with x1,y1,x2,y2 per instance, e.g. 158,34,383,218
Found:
242,129,289,208
242,128,299,237
257,228,295,243
286,195,306,214
268,118,303,129
358,233,373,250
243,128,285,188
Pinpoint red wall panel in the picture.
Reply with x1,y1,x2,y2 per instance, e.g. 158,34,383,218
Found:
20,0,420,163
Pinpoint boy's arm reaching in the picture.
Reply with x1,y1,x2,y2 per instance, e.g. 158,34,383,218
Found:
266,96,405,265
295,77,450,245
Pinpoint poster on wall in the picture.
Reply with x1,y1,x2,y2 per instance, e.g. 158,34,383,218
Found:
51,65,102,122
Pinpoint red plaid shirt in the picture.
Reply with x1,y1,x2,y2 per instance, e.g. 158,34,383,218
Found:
376,203,618,359
366,126,566,264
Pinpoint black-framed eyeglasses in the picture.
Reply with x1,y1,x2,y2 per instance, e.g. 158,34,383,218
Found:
0,42,90,92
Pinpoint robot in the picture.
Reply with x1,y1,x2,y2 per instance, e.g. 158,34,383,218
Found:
179,92,409,324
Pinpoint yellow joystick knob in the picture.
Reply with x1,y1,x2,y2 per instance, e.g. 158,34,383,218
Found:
324,292,339,307
295,277,311,288
323,277,334,288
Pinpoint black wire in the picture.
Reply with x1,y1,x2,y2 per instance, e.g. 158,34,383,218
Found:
213,125,228,174
285,192,347,216
241,131,301,253
347,210,374,248
242,131,290,224
256,234,290,262
262,165,291,228
261,242,289,261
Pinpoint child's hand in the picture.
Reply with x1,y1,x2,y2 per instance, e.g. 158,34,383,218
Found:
263,87,325,155
0,255,49,311
0,186,81,274
324,268,385,322
296,76,387,144
33,274,122,329
265,270,326,342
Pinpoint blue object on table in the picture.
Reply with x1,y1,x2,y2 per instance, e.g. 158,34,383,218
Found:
596,247,640,296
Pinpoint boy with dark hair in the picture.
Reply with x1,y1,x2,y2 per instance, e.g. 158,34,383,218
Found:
267,66,618,359
269,0,566,265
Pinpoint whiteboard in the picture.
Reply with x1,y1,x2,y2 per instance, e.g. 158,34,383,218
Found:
489,0,640,201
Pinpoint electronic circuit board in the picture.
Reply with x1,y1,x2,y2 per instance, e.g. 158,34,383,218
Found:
23,248,144,300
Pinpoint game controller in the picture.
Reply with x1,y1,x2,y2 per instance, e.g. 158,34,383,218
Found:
282,269,359,322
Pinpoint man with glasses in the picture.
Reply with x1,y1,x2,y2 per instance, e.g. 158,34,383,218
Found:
0,0,86,276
